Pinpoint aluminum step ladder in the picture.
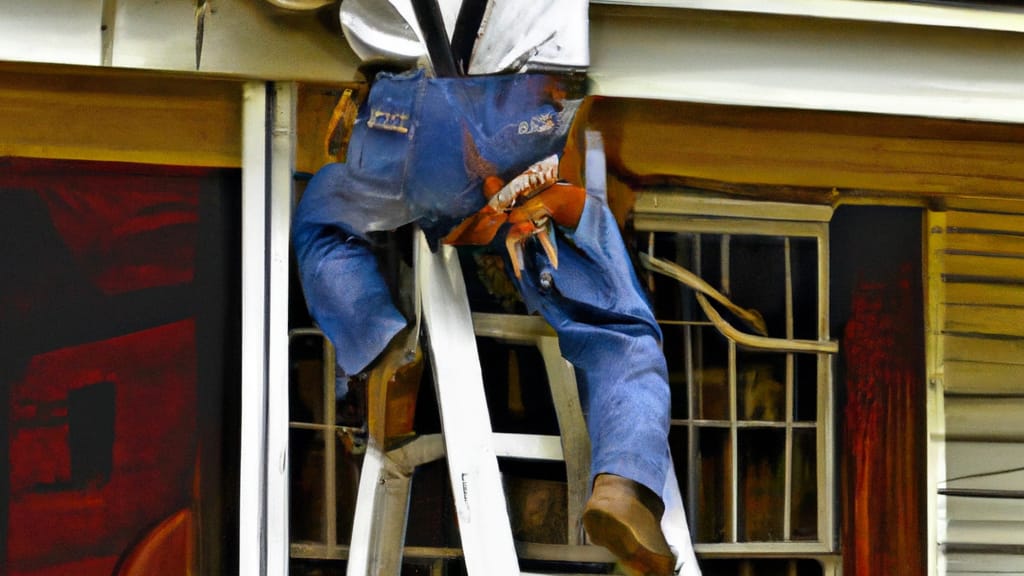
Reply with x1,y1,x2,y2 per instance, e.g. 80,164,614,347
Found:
346,231,699,575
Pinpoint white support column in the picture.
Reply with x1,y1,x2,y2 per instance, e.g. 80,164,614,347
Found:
239,80,269,576
926,210,949,576
239,80,295,576
267,81,296,576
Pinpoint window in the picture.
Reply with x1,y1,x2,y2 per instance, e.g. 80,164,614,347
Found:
633,193,839,573
288,329,357,566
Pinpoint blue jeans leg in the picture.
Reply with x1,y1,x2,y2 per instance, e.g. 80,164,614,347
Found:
513,196,672,498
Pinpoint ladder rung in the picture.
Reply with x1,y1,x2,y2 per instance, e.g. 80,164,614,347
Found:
515,542,617,565
493,432,564,461
473,312,556,340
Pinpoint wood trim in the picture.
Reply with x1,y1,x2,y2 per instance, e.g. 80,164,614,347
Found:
942,335,1024,366
945,361,1024,396
588,98,1024,203
0,64,242,167
591,0,1024,35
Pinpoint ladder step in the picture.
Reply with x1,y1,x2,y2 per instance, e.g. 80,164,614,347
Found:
515,542,616,565
524,569,610,573
472,312,556,339
494,432,564,461
388,433,568,464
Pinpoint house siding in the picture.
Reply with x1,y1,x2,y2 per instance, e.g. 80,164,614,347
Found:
931,209,1024,574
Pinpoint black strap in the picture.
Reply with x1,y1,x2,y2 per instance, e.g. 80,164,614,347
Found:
450,0,489,75
411,0,459,77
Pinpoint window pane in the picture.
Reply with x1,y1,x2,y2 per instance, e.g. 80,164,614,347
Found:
507,474,568,544
696,327,731,421
696,426,731,543
791,429,819,541
789,236,821,342
728,235,787,338
648,232,698,318
663,323,692,419
404,460,459,548
698,233,723,288
699,558,824,576
736,351,786,423
290,428,326,543
669,425,692,511
738,428,785,541
334,434,361,546
291,333,327,424
648,231,698,421
794,353,818,422
290,558,346,575
476,338,557,435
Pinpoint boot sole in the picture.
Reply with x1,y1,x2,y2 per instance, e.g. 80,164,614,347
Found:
582,507,674,576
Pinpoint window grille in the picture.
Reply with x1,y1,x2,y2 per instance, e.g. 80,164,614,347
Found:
634,194,838,572
288,328,356,563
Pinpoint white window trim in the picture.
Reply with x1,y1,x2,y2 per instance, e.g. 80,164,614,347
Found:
591,0,1024,35
635,191,836,556
587,3,1024,125
239,80,295,576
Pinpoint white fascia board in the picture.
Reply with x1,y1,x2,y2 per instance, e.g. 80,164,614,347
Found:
588,5,1024,124
591,0,1024,35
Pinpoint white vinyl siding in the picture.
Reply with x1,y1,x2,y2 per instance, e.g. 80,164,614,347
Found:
930,209,1024,575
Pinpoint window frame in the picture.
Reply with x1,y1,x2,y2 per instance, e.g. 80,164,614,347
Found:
633,191,836,557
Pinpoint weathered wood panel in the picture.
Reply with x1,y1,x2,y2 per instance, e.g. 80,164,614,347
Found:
947,554,1024,575
842,266,925,576
941,233,1024,259
945,283,1024,308
947,521,1024,547
942,253,1024,282
295,82,363,177
946,211,1024,235
944,304,1024,339
942,335,1024,365
939,209,1024,574
943,197,1024,215
944,361,1024,396
588,98,1024,200
0,64,242,167
945,397,1024,442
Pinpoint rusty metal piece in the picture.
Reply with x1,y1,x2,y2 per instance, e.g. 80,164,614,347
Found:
323,88,359,163
194,0,210,70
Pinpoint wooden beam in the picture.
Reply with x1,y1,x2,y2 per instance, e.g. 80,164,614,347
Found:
0,63,242,167
588,98,1024,201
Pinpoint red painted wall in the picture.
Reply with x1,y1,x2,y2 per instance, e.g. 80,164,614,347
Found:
841,265,926,575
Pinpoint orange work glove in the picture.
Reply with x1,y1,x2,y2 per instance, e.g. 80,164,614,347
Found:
443,155,586,278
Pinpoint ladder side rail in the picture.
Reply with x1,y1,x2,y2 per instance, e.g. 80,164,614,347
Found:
416,232,521,575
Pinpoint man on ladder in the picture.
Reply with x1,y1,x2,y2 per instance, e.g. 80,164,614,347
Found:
291,1,699,574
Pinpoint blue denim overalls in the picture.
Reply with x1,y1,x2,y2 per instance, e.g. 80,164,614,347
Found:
292,68,671,498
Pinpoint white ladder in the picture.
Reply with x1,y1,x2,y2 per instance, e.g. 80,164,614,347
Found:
346,231,699,575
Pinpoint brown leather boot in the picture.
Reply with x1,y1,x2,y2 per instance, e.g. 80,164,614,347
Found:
582,474,675,576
